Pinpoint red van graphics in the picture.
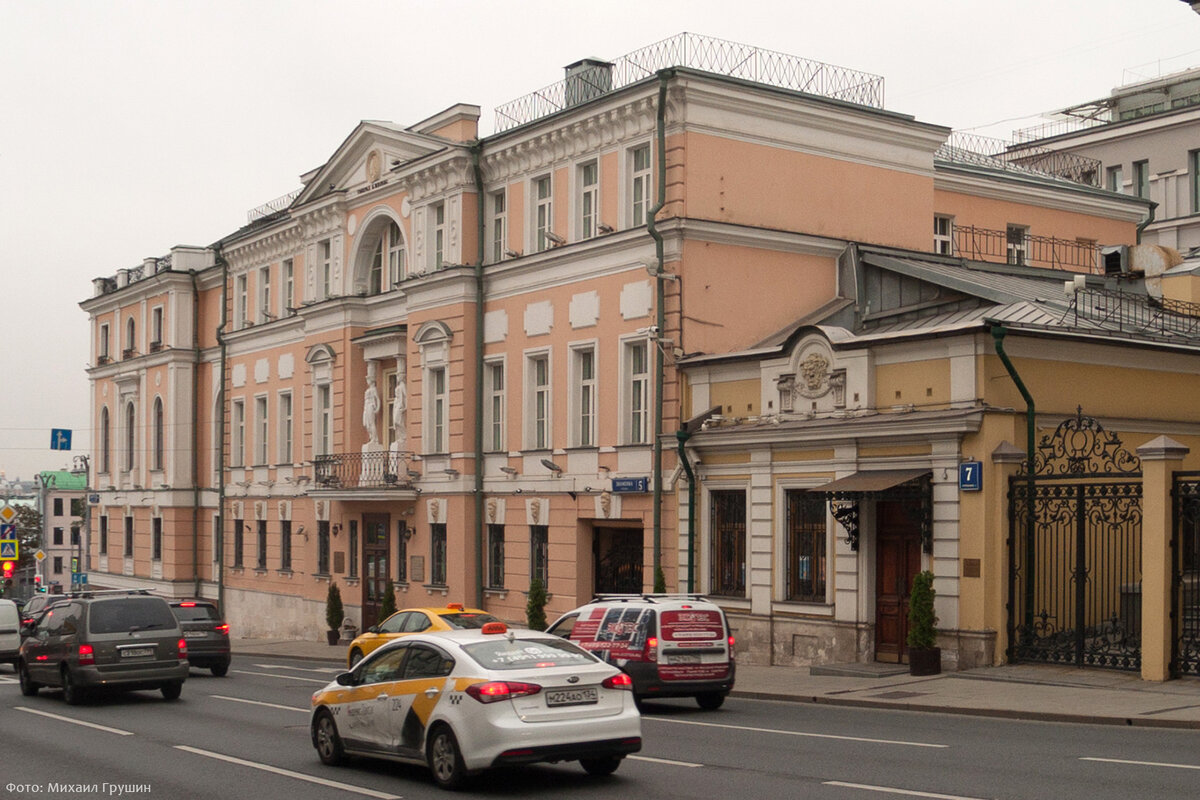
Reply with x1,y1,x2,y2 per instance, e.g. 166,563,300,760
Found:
657,609,730,681
570,607,652,661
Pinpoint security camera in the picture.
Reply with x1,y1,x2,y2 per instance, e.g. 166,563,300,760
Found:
636,325,659,337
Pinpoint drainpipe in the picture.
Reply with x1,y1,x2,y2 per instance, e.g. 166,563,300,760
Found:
675,430,696,593
991,325,1035,646
214,246,229,612
470,143,486,609
646,69,673,591
1136,203,1157,245
190,269,202,597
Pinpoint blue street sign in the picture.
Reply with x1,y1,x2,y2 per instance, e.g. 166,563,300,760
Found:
50,429,72,451
0,540,16,559
611,477,649,493
0,523,14,537
72,572,88,585
959,461,983,492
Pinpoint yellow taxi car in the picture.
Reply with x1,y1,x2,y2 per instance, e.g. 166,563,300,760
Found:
346,604,499,668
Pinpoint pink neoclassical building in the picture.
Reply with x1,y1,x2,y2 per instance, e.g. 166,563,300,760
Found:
80,34,1152,667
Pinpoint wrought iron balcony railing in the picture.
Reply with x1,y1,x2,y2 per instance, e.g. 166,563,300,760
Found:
951,225,1102,273
1069,288,1200,338
313,451,417,490
937,132,1102,188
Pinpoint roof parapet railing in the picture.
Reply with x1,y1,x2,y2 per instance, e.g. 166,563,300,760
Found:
247,188,302,224
937,132,1102,188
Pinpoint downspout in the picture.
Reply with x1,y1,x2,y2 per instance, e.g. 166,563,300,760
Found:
1136,203,1157,245
214,246,229,613
675,430,696,593
190,269,202,597
646,68,673,591
991,326,1035,648
470,143,486,609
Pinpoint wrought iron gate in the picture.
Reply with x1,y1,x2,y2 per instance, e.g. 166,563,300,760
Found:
1008,410,1143,671
1172,475,1200,676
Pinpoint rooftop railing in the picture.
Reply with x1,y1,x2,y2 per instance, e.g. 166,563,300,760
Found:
1070,288,1200,337
494,32,885,132
248,188,302,224
937,132,1102,188
952,225,1102,273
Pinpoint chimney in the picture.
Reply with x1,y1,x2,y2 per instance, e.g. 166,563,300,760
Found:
564,58,613,109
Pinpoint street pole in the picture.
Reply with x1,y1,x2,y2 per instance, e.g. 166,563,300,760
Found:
71,455,90,592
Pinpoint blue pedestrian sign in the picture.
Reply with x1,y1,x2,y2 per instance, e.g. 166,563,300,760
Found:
50,429,72,451
958,461,983,492
0,539,17,559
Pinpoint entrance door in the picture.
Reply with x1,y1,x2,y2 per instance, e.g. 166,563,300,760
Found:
594,527,644,594
875,501,922,663
362,514,391,630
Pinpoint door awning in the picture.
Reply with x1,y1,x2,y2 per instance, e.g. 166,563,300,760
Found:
811,469,931,495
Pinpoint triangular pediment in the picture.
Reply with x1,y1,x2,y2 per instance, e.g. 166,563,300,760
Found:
293,121,450,206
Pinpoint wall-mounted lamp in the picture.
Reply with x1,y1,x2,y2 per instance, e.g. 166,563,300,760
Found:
541,459,564,476
297,525,307,540
504,249,522,259
407,469,422,479
644,261,679,282
598,222,615,234
401,524,415,540
332,523,342,536
544,231,566,246
499,466,519,476
443,468,460,478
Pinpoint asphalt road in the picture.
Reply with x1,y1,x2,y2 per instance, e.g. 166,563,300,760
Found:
2,658,1199,800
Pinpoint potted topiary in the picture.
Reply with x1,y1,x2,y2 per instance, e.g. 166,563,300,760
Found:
379,579,397,623
526,577,548,631
325,582,344,646
906,570,941,675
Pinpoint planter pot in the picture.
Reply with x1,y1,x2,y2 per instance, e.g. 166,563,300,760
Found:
908,646,941,676
326,629,340,646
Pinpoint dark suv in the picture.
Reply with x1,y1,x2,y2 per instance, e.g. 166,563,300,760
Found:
169,599,231,676
18,590,190,704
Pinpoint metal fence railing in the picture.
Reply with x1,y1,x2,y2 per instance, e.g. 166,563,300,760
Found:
937,132,1102,188
313,451,417,490
952,225,1102,272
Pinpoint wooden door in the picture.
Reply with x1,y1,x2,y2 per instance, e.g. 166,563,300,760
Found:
361,514,391,630
874,501,922,663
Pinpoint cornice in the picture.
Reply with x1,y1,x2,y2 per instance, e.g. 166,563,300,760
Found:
395,152,478,204
934,168,1150,224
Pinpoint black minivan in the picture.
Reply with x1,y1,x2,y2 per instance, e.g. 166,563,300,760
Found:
170,599,231,677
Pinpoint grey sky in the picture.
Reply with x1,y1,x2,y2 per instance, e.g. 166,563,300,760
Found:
1,0,1197,481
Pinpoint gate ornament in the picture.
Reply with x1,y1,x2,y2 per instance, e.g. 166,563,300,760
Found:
1027,406,1141,477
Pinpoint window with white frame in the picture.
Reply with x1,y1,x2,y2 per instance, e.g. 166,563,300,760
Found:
485,360,505,452
258,265,272,322
231,399,245,467
1107,165,1123,193
571,345,596,448
785,490,827,603
624,340,649,445
1190,149,1200,214
578,161,598,240
1133,159,1150,199
533,175,553,252
152,397,164,471
431,203,445,269
279,391,293,463
487,524,505,588
526,353,551,450
320,239,333,299
99,323,110,362
427,367,447,453
152,517,162,562
933,215,953,255
491,190,507,262
236,274,248,328
283,258,295,310
124,401,136,472
100,407,110,473
1006,224,1028,266
315,384,332,456
710,489,746,597
255,395,268,465
630,144,652,227
387,221,406,285
369,221,405,294
150,306,163,349
125,317,136,357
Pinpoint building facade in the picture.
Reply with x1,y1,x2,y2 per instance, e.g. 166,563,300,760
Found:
37,470,87,593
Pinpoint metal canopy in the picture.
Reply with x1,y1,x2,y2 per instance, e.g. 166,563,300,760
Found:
815,469,933,553
811,469,930,495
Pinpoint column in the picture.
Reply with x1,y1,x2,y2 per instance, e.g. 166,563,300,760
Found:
1136,436,1189,682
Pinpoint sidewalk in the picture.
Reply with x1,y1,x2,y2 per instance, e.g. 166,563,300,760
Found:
231,637,1200,729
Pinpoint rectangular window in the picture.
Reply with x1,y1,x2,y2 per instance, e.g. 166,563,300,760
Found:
71,527,79,546
1133,160,1150,199
99,323,110,362
255,396,268,465
578,161,598,240
487,524,505,588
1107,165,1124,193
320,239,333,299
527,354,551,450
710,490,746,597
317,520,330,574
258,265,272,323
396,521,408,583
433,203,445,269
428,367,447,453
1191,150,1200,214
431,523,447,585
100,516,108,555
491,191,507,263
150,307,163,349
236,274,248,329
316,384,332,456
572,346,596,447
283,258,295,310
53,527,63,545
212,516,221,565
256,520,267,570
631,144,652,226
626,340,649,444
348,520,358,578
152,518,162,561
1006,224,1028,266
486,361,505,452
531,525,549,585
280,519,292,571
933,215,953,255
54,498,64,516
785,491,827,602
387,221,406,285
279,391,293,463
53,556,62,575
231,399,245,467
124,516,134,557
232,518,244,568
534,175,553,252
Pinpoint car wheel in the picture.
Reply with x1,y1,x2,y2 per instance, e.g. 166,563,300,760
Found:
427,724,467,790
161,681,183,701
348,648,364,668
696,692,725,710
18,661,39,697
580,756,622,776
61,666,84,706
314,710,345,766
210,661,229,677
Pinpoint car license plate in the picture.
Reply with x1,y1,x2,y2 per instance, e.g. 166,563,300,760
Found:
545,687,598,707
121,647,154,658
184,631,207,639
668,654,701,664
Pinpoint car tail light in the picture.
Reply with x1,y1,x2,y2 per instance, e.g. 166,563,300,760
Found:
729,635,736,661
644,636,658,662
465,681,541,704
602,673,633,690
78,644,95,666
179,602,196,607
177,638,188,660
215,623,230,636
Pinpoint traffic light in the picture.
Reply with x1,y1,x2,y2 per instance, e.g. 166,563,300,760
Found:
34,574,43,591
1,561,13,579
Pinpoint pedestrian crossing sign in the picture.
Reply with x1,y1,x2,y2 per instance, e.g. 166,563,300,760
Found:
0,540,17,560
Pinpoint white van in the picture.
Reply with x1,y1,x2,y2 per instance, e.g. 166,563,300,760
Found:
0,599,20,668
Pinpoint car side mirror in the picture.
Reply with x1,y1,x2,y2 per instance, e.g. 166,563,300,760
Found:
368,625,380,634
335,671,356,686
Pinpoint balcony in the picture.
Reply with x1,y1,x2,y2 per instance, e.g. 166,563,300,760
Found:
313,451,418,491
951,225,1102,273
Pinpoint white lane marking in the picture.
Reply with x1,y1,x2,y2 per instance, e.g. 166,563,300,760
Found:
233,669,330,684
252,663,344,674
174,745,401,799
0,676,18,684
645,716,947,748
823,781,991,799
211,695,309,713
1081,756,1200,771
628,754,704,768
15,706,134,736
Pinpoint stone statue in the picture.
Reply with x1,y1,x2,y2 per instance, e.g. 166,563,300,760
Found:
392,357,408,446
363,362,381,445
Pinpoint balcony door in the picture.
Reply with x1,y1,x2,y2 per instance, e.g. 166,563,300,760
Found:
362,513,391,629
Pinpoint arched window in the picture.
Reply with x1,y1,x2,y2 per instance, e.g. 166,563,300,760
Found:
153,397,164,471
125,317,136,357
125,401,136,472
361,218,406,296
100,407,110,473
